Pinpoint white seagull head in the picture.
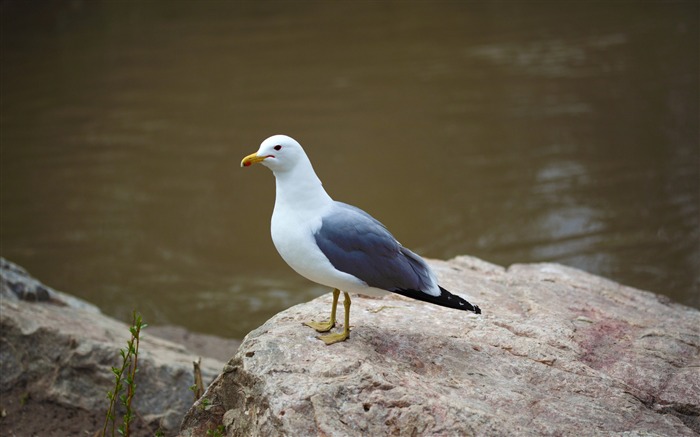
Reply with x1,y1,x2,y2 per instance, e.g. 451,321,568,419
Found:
241,134,307,173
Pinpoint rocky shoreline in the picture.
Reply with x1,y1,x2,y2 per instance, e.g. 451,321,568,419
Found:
2,256,698,436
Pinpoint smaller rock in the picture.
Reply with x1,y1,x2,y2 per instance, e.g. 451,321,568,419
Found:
0,258,239,435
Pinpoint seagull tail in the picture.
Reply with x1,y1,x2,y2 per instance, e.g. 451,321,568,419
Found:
391,286,481,314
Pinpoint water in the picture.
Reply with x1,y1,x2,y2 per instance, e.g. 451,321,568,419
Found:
2,1,698,339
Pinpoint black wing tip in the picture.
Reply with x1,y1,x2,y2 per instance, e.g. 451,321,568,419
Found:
438,285,482,314
391,286,482,313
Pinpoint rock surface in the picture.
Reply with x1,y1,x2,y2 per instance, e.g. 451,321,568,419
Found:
0,258,238,436
180,256,700,436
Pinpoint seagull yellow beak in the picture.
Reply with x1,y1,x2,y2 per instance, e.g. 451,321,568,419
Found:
241,152,267,167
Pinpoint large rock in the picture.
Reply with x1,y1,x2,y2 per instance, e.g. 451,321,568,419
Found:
180,256,699,436
0,258,236,435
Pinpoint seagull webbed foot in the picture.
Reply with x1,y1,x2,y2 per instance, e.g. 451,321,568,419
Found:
303,289,352,345
303,288,340,333
303,319,335,333
318,329,349,345
318,291,351,345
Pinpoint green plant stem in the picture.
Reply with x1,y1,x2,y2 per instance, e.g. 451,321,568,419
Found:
124,312,143,436
101,311,146,437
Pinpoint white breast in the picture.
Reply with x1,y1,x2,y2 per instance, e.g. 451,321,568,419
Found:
270,204,368,293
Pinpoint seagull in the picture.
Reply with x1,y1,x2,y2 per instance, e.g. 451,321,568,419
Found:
241,135,481,345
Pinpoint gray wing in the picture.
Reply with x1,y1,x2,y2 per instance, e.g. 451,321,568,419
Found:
313,202,436,293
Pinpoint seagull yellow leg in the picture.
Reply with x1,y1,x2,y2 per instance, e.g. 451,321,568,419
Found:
318,292,351,345
303,288,340,333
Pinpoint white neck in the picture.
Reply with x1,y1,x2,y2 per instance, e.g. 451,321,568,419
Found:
272,158,333,214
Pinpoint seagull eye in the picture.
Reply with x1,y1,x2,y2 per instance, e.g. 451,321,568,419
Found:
274,145,282,151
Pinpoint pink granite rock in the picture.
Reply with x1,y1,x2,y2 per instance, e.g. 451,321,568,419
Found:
180,256,699,436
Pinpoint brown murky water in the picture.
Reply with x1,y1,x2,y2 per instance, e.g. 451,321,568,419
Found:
2,2,698,338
